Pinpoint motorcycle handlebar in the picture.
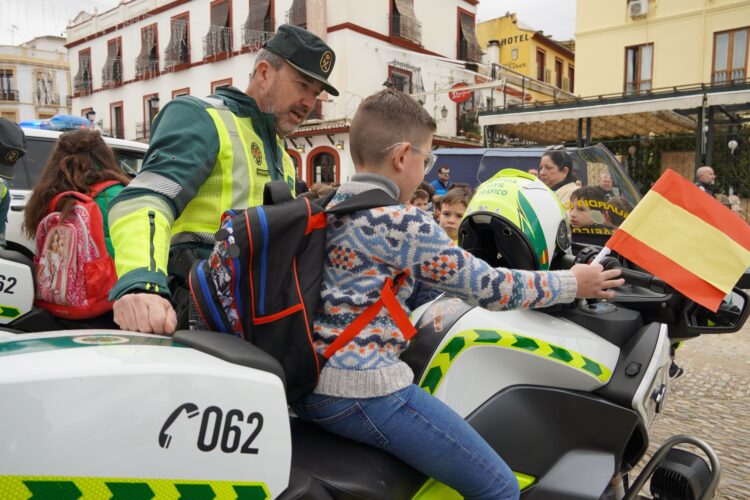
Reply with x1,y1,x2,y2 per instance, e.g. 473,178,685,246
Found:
560,252,673,294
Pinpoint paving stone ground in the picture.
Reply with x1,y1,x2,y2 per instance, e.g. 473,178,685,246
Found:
632,321,750,499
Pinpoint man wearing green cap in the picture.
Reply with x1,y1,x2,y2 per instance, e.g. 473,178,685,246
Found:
110,24,338,334
0,118,26,249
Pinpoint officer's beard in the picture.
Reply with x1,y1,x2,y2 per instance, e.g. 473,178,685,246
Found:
263,89,310,137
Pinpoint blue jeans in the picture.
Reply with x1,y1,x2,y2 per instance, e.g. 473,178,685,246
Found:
293,384,520,500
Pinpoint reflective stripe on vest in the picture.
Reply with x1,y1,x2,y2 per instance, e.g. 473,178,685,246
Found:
171,99,296,245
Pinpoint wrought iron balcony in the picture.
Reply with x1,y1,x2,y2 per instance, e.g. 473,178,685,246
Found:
135,121,153,140
74,78,92,94
102,57,123,86
204,26,233,58
242,27,273,52
0,89,19,102
136,59,159,78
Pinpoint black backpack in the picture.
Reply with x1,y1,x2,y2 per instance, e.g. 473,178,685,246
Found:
189,181,413,401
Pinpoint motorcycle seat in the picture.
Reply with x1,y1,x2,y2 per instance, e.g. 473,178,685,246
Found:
290,418,427,500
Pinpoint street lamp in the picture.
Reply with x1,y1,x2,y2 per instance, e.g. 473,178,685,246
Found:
149,95,160,109
728,139,739,155
433,105,448,122
85,109,96,121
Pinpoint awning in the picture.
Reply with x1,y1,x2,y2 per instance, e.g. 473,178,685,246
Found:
245,0,271,31
459,13,482,63
289,0,307,27
479,86,750,144
479,93,704,127
135,26,157,75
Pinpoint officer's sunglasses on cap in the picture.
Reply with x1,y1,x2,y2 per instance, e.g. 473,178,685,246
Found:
380,142,438,174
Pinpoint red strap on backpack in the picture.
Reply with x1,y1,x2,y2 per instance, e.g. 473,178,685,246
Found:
48,180,122,212
323,273,417,359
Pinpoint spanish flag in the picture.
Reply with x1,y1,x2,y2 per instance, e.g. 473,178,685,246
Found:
607,169,750,311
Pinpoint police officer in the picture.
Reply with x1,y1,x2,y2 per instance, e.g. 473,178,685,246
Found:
0,118,26,249
110,25,338,334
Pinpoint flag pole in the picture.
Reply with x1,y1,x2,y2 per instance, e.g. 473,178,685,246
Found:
591,246,611,265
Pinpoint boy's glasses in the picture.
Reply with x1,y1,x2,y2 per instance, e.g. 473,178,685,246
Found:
380,142,438,174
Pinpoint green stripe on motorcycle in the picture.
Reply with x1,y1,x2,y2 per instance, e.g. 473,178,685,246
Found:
0,334,183,357
419,329,612,395
0,476,269,499
412,472,536,498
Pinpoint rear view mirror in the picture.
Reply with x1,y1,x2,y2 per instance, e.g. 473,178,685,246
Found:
735,269,750,289
684,288,750,335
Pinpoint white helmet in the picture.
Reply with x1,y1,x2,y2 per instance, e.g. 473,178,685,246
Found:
459,169,572,270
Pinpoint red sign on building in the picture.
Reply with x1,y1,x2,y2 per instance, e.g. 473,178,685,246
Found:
448,82,473,103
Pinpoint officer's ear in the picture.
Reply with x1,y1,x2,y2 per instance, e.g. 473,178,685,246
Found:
252,60,274,88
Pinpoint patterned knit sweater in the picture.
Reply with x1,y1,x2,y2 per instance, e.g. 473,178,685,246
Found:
313,174,578,398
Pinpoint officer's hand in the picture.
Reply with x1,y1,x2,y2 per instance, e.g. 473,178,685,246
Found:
113,293,178,335
571,263,625,299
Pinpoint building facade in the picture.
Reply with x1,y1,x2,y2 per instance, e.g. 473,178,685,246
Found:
576,0,750,97
66,0,485,184
477,13,576,97
0,36,71,123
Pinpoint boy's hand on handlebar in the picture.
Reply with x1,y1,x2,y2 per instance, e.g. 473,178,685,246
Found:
571,263,625,299
113,293,177,335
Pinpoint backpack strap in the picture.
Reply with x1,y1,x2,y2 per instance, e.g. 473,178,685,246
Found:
89,180,122,198
48,181,122,212
323,273,416,359
263,180,294,205
48,191,94,212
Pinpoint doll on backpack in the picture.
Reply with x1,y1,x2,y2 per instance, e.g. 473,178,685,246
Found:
24,130,131,318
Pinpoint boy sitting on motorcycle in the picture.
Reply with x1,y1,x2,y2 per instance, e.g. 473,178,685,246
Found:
292,88,624,500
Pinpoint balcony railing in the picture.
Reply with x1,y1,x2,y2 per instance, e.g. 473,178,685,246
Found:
0,89,19,102
242,27,273,52
390,13,422,45
136,58,159,78
712,69,747,84
625,79,652,95
102,57,123,86
135,121,151,140
74,78,92,94
204,26,233,58
102,126,125,139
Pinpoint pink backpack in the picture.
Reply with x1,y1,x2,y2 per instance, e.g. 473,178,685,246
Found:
34,181,120,319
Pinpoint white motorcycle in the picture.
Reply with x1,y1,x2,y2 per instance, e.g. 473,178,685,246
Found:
0,146,745,499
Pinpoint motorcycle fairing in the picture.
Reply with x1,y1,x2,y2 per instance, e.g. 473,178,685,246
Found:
467,385,645,500
0,331,292,498
414,306,620,418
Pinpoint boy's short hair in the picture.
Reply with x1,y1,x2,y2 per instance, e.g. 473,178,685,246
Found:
442,187,472,208
447,182,473,196
350,89,437,169
410,189,429,203
419,180,436,198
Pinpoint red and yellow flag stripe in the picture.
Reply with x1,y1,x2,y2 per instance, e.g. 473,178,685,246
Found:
608,169,750,311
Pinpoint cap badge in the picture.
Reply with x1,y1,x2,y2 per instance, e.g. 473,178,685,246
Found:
4,150,18,164
320,51,333,73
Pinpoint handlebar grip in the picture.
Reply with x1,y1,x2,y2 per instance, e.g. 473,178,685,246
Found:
619,268,672,293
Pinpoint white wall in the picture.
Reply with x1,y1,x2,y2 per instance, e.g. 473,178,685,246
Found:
68,0,481,179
